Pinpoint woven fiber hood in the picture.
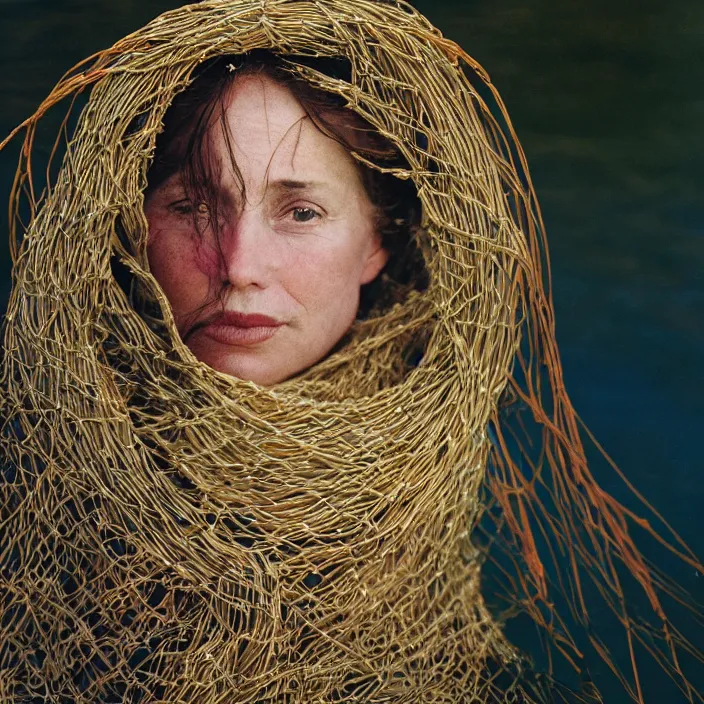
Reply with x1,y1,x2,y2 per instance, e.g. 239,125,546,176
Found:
1,1,701,702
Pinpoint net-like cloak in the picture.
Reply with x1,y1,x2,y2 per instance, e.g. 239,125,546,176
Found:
1,1,701,701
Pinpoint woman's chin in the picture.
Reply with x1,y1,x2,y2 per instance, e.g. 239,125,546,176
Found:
184,337,292,386
194,348,278,385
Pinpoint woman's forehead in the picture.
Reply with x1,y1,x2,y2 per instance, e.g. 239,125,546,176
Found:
212,74,363,189
224,73,307,131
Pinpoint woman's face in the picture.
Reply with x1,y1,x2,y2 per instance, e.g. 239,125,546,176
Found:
145,74,388,385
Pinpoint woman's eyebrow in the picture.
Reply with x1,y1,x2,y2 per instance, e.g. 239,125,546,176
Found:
270,179,327,192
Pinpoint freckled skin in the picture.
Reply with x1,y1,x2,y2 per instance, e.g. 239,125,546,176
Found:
145,75,388,385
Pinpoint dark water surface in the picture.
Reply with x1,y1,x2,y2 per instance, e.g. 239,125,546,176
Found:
1,0,702,699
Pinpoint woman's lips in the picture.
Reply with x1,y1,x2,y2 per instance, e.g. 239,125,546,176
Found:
197,312,283,346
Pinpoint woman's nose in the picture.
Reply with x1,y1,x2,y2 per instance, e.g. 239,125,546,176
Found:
220,210,272,290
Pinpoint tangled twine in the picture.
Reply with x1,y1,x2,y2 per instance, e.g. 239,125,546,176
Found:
1,1,701,701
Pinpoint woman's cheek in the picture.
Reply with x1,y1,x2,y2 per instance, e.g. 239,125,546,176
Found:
295,249,363,315
191,238,222,278
147,228,208,309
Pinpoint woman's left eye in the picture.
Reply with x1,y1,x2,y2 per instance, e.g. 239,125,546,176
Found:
290,207,320,223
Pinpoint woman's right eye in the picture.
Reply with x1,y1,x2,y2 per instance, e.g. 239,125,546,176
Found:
168,200,210,218
167,199,192,215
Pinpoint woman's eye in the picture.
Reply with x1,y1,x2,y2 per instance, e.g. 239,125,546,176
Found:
168,199,192,215
169,200,210,217
290,207,320,223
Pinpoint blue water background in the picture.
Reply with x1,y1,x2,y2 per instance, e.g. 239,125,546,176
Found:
1,0,702,698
